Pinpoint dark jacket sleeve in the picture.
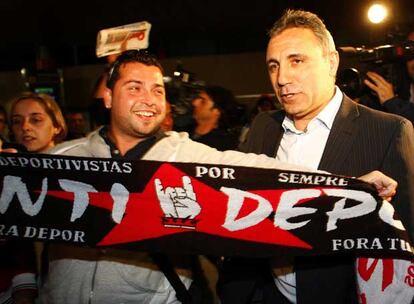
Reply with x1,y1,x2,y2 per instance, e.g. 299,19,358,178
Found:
238,111,283,157
377,117,414,241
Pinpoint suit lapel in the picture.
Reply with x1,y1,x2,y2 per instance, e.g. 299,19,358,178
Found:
318,96,361,173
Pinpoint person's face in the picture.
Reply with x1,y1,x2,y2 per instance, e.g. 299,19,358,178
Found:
103,62,166,140
266,27,339,125
191,91,219,123
406,32,414,82
66,112,85,135
11,99,60,153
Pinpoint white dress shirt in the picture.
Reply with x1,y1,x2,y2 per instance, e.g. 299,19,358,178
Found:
273,87,343,303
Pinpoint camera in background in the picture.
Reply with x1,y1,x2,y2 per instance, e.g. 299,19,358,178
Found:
164,65,205,131
337,40,414,104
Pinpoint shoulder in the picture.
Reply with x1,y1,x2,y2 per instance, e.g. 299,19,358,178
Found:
335,97,414,147
163,130,191,142
246,110,284,135
50,138,89,155
342,95,410,126
150,131,195,151
250,109,285,132
253,109,285,124
49,129,106,156
144,131,215,162
158,131,211,150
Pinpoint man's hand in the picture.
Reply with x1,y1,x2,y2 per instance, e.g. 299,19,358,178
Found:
358,170,397,201
0,148,18,153
364,71,395,104
0,140,18,153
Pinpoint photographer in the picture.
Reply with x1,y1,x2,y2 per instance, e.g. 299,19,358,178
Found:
364,30,414,124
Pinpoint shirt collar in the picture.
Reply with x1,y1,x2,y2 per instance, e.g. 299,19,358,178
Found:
282,86,343,133
316,86,343,129
99,125,165,159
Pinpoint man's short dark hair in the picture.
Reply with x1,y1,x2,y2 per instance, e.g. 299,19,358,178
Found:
204,86,239,129
106,50,164,89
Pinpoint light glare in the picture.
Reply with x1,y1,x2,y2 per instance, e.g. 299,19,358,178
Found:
368,4,387,24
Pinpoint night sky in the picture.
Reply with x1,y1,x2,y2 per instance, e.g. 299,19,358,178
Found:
0,0,413,70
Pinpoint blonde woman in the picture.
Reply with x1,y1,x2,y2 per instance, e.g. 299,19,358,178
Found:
1,93,67,304
9,92,67,153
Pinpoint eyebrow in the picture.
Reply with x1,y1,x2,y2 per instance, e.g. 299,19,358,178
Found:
267,58,279,65
267,53,305,65
153,83,165,89
124,80,143,85
124,80,165,88
287,53,305,59
12,112,44,117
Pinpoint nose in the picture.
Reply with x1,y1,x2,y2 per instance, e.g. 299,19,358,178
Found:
277,64,291,87
21,118,32,131
139,89,154,106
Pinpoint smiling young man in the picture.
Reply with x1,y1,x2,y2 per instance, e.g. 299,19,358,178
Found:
103,59,167,154
219,9,414,304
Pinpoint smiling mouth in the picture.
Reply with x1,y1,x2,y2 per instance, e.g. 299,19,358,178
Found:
134,110,155,117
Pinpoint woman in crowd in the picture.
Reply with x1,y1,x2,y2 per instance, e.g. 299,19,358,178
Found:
9,92,67,153
0,92,67,304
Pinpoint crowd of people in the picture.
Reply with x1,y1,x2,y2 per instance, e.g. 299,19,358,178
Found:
0,8,413,304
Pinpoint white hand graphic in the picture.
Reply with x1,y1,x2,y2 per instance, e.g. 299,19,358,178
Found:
154,176,201,219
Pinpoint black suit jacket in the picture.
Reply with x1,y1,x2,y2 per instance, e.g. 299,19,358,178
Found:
219,95,414,304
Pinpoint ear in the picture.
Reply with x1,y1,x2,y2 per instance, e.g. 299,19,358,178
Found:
103,87,113,109
328,50,340,77
52,126,62,138
212,107,221,121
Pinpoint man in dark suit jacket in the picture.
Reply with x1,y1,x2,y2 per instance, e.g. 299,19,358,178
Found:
218,9,414,304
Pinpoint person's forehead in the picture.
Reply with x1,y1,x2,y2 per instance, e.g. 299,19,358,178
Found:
15,98,45,111
267,27,324,61
270,27,320,47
